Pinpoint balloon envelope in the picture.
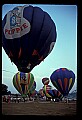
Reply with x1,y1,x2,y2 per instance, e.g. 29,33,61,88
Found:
13,72,34,97
42,77,50,85
2,5,57,73
29,80,36,95
50,68,75,96
39,88,45,97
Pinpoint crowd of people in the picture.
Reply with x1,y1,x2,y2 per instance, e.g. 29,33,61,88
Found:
2,95,35,103
3,95,11,103
2,94,74,103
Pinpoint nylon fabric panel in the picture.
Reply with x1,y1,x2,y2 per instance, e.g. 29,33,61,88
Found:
29,81,36,94
19,6,34,61
39,24,56,58
28,73,34,91
27,7,45,58
35,12,55,52
2,14,11,56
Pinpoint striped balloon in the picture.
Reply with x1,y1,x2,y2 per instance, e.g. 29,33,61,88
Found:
42,77,50,85
39,88,45,97
13,72,34,97
43,85,52,98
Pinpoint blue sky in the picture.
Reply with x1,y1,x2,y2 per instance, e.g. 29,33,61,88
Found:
2,4,77,94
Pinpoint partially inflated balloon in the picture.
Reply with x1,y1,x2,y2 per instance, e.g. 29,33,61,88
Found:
43,85,52,98
13,72,34,97
39,88,45,97
48,89,62,99
50,68,75,96
2,5,57,73
42,77,50,85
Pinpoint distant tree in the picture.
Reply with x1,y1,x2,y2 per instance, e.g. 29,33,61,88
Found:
2,84,12,95
7,91,11,95
2,84,8,95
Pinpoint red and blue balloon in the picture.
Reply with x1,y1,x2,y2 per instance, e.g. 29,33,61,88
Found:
50,68,75,96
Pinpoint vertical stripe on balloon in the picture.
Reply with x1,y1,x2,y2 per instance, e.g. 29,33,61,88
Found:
18,72,22,93
9,51,13,58
15,75,19,91
25,74,28,93
58,91,61,97
27,72,30,85
64,78,68,91
18,48,22,58
30,80,34,91
68,78,72,90
58,79,63,91
46,92,51,98
16,73,22,94
18,72,22,94
28,74,34,91
16,73,19,90
24,74,26,94
53,81,59,90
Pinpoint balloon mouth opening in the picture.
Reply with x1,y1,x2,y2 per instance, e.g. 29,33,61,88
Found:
18,67,32,73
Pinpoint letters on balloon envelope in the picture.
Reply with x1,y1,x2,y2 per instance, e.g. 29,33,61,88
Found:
2,5,57,73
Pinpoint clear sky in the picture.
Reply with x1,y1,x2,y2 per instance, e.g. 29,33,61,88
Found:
2,4,77,94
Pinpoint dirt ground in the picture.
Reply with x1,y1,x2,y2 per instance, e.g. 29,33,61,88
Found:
2,101,76,115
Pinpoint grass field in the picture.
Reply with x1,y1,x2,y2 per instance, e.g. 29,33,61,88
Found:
2,101,76,115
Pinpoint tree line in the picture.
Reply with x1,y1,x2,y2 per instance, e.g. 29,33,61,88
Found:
2,84,11,95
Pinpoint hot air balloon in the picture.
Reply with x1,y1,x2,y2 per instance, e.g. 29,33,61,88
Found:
13,72,34,97
42,77,50,85
43,85,52,98
50,68,75,96
39,88,45,97
48,89,62,99
2,5,57,73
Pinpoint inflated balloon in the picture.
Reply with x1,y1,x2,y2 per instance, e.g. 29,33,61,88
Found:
2,5,57,73
42,77,50,85
43,85,52,98
48,89,62,99
13,72,34,97
50,68,75,96
39,88,45,97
